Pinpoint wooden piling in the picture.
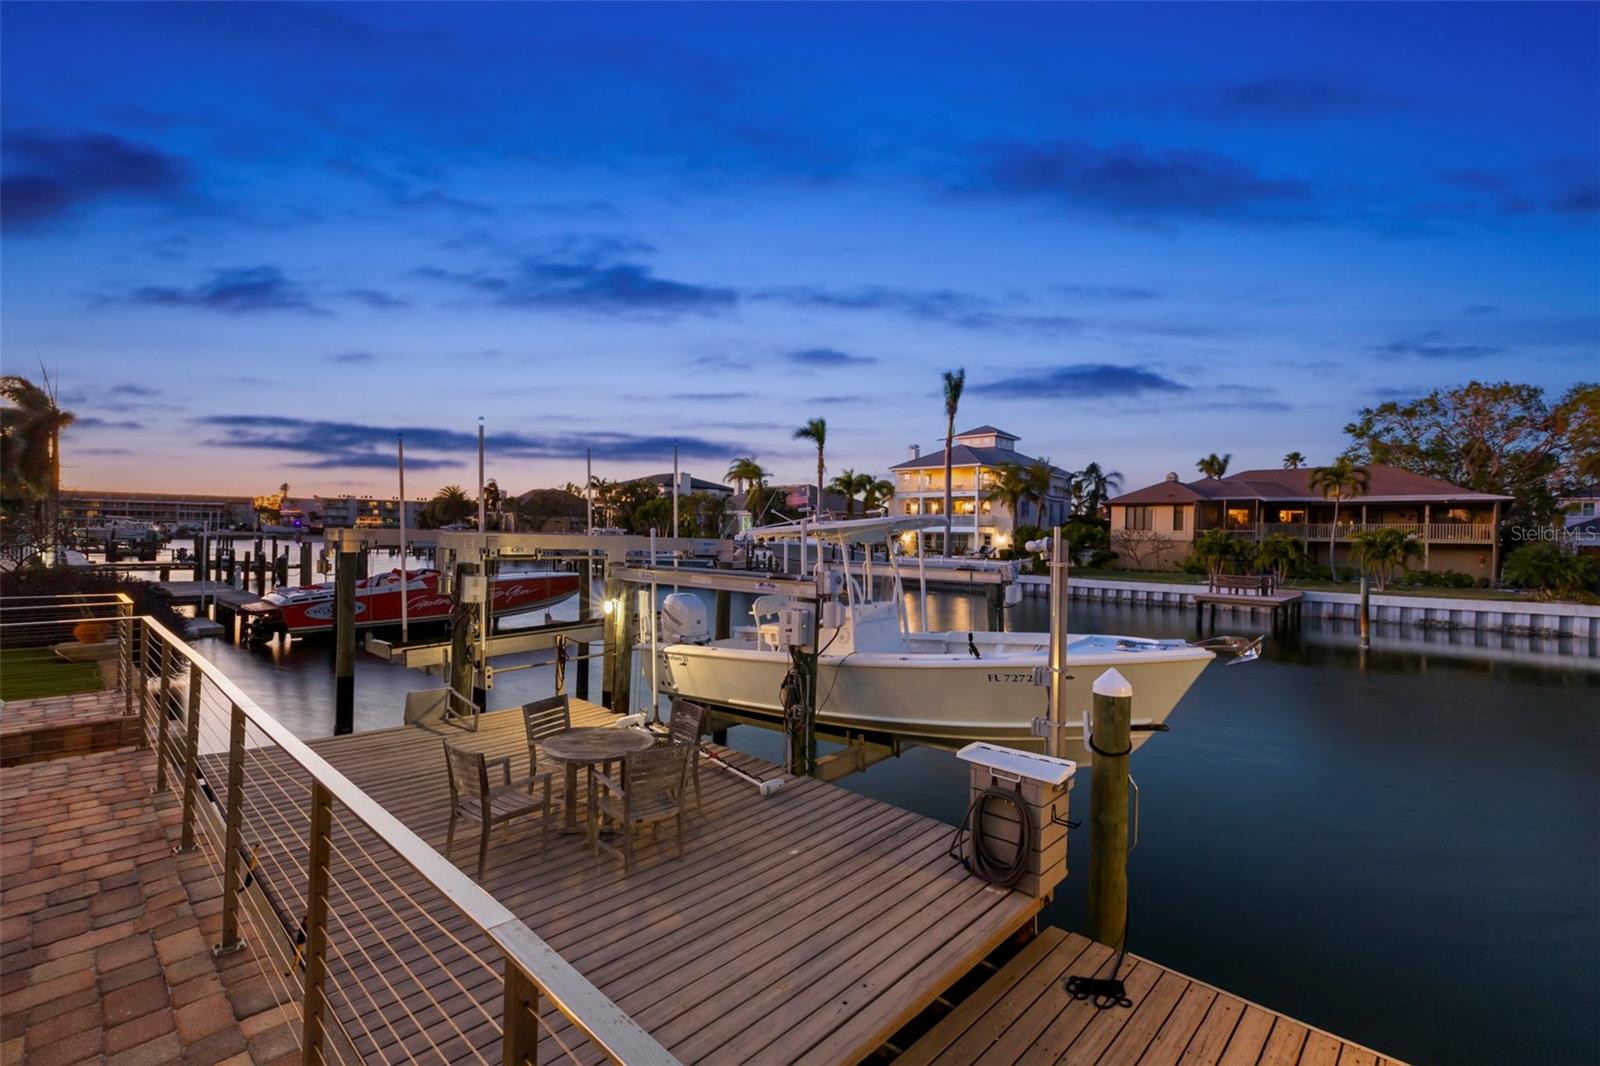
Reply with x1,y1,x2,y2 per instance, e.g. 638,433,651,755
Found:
254,553,267,595
334,549,357,735
300,541,313,586
601,577,634,714
715,588,732,641
449,562,478,718
575,562,592,702
1359,575,1371,649
985,584,1003,632
1088,667,1132,949
194,535,206,581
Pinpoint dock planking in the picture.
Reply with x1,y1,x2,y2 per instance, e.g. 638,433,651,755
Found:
219,699,1040,1063
898,927,1401,1066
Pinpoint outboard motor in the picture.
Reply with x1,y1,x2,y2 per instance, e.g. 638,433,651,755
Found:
660,593,710,644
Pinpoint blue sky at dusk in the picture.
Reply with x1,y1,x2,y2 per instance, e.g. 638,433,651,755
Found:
3,2,1596,498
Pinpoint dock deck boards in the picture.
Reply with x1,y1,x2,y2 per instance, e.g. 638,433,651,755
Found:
232,700,1040,1064
899,927,1399,1066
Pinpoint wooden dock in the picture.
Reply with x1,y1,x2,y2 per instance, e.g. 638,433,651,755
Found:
1193,590,1303,627
900,926,1398,1066
234,700,1041,1063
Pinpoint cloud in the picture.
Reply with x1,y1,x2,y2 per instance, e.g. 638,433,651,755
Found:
340,288,412,310
197,414,743,469
1462,304,1500,316
75,417,145,430
971,363,1189,399
758,284,1082,335
416,238,734,316
109,383,160,397
1372,331,1505,360
1203,77,1403,119
2,130,188,233
327,351,377,364
121,266,325,314
786,347,877,366
690,354,753,371
1051,284,1162,301
964,140,1310,220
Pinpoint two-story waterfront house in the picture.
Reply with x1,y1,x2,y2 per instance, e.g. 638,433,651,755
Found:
888,426,1071,555
1108,465,1509,579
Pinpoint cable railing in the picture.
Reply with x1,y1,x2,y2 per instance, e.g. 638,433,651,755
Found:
83,607,672,1065
0,593,138,718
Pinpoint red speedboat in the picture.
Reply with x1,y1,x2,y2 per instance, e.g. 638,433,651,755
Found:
238,568,579,640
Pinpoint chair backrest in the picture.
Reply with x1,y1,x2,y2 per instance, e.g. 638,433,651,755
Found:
667,699,708,748
623,744,691,815
443,741,487,807
522,695,571,771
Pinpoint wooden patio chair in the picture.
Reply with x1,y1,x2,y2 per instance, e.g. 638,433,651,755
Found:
442,741,555,879
587,744,692,876
521,694,572,769
663,699,709,810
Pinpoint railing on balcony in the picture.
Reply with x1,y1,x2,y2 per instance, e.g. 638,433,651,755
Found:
0,593,138,717
2,595,674,1064
1252,522,1496,543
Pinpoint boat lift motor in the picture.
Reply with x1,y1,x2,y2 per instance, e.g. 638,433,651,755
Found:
659,592,709,644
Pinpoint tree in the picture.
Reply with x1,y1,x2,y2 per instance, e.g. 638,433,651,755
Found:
1283,451,1306,469
424,485,475,528
1196,452,1231,479
828,469,874,518
1343,381,1597,530
1073,462,1122,519
1190,529,1253,581
1349,527,1422,590
725,457,769,511
1023,459,1056,522
1256,533,1307,584
983,464,1031,525
940,368,965,556
1308,457,1370,580
1502,543,1598,601
793,418,827,515
862,478,895,514
1110,528,1172,570
1,375,75,549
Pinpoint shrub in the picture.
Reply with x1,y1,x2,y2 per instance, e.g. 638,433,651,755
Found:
1502,544,1599,601
1190,529,1254,581
1401,569,1476,589
1349,527,1423,590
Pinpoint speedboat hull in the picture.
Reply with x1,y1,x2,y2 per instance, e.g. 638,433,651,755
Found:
651,631,1211,762
239,569,578,638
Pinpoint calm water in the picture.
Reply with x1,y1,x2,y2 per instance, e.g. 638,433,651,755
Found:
183,571,1600,1065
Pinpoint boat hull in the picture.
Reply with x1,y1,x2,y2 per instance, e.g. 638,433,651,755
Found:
240,570,579,636
651,637,1211,762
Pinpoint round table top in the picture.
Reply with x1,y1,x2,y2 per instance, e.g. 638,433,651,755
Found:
542,726,656,764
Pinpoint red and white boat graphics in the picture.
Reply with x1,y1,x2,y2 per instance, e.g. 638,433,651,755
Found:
239,568,578,636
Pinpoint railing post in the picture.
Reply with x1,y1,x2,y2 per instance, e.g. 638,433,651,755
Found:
120,599,134,717
178,661,203,853
503,958,540,1066
214,701,248,956
302,781,334,1065
153,640,174,793
136,625,151,749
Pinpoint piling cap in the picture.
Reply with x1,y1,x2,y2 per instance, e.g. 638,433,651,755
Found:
1092,667,1133,698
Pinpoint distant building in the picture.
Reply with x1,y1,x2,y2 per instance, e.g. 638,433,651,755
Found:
640,472,734,498
888,426,1071,555
1108,465,1510,578
1561,484,1600,528
59,489,256,530
770,483,851,518
316,496,430,529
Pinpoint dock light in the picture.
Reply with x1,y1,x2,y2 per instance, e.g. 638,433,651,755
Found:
602,598,616,616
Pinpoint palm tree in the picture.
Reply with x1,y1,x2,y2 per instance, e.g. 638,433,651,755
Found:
1073,462,1123,519
829,468,864,518
984,464,1031,525
1282,451,1306,470
793,418,827,515
1308,457,1371,580
1023,459,1056,523
940,368,966,556
1350,527,1422,590
862,478,895,514
428,485,475,527
1256,533,1306,584
726,456,770,511
1191,529,1252,583
1,374,75,550
1196,452,1231,479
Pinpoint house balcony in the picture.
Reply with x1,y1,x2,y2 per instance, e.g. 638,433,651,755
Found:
1237,522,1497,543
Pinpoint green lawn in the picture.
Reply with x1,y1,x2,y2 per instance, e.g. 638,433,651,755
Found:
0,646,106,702
1067,568,1536,602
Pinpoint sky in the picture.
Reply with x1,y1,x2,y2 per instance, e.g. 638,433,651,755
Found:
2,2,1597,500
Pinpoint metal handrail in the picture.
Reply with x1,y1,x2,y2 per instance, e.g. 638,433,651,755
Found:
138,616,673,1064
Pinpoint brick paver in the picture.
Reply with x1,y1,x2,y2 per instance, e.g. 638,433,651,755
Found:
1,747,300,1064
